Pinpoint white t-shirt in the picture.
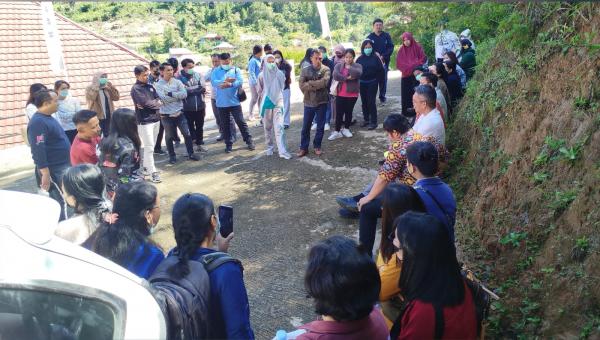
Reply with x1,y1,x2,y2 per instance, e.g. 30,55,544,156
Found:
413,108,445,145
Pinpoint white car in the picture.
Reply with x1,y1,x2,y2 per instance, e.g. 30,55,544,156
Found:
0,190,167,340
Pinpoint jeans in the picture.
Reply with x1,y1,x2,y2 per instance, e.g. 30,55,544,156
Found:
313,95,333,125
138,121,160,174
359,197,384,256
248,84,260,118
263,107,289,155
212,98,237,142
300,104,326,150
360,80,378,126
35,163,70,221
184,109,206,145
401,76,417,116
378,62,389,102
335,96,358,131
282,88,291,125
161,114,194,157
219,105,252,148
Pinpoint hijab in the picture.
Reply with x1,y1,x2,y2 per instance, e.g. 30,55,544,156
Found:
259,54,285,117
396,32,426,76
333,44,345,65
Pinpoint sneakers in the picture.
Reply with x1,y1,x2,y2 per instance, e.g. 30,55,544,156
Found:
314,148,322,156
169,155,177,164
341,128,353,138
367,124,377,130
311,122,317,131
328,131,343,141
150,172,162,183
297,149,308,157
324,123,330,131
279,152,292,160
216,134,223,142
247,142,256,151
265,149,274,156
154,148,166,155
335,196,359,213
188,154,199,161
225,146,233,153
196,145,207,152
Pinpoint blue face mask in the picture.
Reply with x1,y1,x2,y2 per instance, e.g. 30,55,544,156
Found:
221,65,232,71
364,48,373,56
59,89,69,97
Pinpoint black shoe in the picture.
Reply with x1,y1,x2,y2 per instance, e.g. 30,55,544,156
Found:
367,124,377,130
199,140,205,145
339,208,360,219
169,155,177,164
284,125,290,130
154,148,166,155
247,142,256,151
188,153,199,161
335,196,359,213
361,121,370,127
225,146,233,153
350,119,357,126
216,135,224,142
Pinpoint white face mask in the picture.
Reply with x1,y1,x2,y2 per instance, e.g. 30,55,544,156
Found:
149,223,158,234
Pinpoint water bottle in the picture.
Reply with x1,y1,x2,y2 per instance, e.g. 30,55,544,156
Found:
275,330,287,340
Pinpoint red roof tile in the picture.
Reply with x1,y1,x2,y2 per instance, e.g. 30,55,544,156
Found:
0,2,148,149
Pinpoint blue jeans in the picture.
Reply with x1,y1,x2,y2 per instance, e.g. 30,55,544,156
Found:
313,96,332,125
378,62,389,102
300,104,326,150
360,80,379,126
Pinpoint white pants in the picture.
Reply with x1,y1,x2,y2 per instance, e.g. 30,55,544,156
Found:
282,88,291,125
138,121,160,174
249,84,260,118
263,107,289,155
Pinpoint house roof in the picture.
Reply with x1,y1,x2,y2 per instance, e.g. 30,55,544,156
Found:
0,2,148,149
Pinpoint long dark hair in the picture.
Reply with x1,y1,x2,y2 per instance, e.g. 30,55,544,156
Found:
26,83,47,106
88,182,158,266
395,211,464,306
62,164,111,229
434,62,450,81
273,50,288,66
301,47,314,65
168,193,215,279
379,184,426,263
444,51,460,66
100,108,141,154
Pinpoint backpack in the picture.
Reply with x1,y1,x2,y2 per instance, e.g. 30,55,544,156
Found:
149,252,241,340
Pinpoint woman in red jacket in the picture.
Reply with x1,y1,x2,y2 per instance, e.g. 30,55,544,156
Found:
396,32,427,116
390,212,477,339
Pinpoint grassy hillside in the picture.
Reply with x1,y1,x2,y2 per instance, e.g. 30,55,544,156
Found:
443,2,600,337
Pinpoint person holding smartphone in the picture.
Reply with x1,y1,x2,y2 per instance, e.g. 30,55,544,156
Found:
166,193,254,339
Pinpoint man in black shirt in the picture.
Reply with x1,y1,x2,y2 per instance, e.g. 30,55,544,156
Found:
27,89,71,220
367,18,395,104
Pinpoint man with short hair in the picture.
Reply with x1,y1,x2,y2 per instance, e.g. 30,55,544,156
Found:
131,65,163,182
27,89,70,220
148,60,161,84
412,85,445,145
70,109,101,165
210,53,255,153
247,45,263,121
155,62,199,164
179,58,207,151
298,49,330,157
367,18,395,104
205,53,237,143
420,72,448,123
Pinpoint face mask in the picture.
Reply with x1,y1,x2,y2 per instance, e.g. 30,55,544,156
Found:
275,57,282,64
267,62,276,70
59,89,69,97
415,74,422,82
322,53,328,60
186,68,194,75
364,48,373,56
221,65,232,71
149,223,158,235
99,78,108,86
463,45,469,49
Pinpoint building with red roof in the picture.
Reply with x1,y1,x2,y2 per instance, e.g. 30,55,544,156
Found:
0,2,148,149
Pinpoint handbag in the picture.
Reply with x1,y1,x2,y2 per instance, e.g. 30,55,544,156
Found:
235,68,247,102
329,79,339,96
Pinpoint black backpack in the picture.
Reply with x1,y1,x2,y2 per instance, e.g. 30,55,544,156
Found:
149,252,241,340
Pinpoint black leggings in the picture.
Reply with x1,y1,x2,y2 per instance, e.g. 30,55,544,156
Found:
335,96,358,131
401,75,417,116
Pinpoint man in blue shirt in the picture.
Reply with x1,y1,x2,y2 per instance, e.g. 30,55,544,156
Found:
247,45,263,121
211,53,255,153
407,141,457,242
27,89,71,220
367,18,395,104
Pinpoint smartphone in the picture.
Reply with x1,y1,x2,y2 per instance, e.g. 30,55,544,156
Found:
218,205,233,238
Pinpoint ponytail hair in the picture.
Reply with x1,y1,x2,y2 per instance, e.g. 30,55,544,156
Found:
168,193,215,279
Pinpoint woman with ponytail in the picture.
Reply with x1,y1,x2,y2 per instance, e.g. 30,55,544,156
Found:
86,181,164,279
167,193,254,339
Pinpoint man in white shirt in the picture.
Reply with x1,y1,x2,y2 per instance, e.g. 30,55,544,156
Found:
412,85,445,145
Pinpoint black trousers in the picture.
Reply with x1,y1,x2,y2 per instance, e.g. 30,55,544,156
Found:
360,80,378,126
335,96,358,131
161,114,194,156
212,98,237,143
401,75,417,116
219,105,252,148
184,109,206,145
358,197,384,256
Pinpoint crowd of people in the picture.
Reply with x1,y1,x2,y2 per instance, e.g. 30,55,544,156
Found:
23,16,482,340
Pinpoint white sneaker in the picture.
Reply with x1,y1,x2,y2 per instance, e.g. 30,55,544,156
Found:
324,123,330,131
311,123,317,131
328,131,343,141
279,152,292,160
341,128,353,138
265,149,274,156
